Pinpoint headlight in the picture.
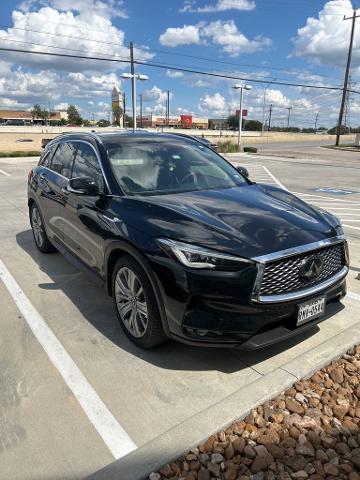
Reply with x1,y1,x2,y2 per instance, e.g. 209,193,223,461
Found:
157,238,252,270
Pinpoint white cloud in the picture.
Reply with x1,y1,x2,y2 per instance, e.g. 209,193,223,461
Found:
159,25,201,47
293,0,356,66
202,20,271,56
0,6,152,72
0,68,121,108
20,0,128,19
166,69,184,78
263,89,290,108
192,79,213,87
199,92,226,114
142,86,173,103
53,101,69,110
180,0,255,13
159,20,271,56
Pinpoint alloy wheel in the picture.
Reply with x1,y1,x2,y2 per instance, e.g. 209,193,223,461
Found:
114,266,148,338
31,206,44,248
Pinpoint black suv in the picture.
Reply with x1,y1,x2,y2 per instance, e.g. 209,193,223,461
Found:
28,132,348,349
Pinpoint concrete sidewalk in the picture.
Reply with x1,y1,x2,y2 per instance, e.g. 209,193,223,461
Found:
87,291,360,480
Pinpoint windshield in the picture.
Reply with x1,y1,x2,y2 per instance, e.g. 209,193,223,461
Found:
104,137,247,196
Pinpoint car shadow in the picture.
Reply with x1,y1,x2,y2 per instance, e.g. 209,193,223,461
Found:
16,229,344,374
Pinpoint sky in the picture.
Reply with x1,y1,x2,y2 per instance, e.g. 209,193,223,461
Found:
0,0,360,127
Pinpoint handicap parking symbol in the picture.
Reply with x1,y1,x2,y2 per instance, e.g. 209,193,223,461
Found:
315,187,357,195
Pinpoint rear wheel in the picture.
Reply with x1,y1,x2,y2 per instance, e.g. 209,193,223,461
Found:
30,203,56,253
112,255,167,348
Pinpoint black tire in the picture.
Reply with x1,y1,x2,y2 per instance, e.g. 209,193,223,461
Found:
112,255,167,348
30,203,57,254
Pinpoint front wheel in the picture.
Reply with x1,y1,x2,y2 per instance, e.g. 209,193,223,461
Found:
112,255,167,348
30,203,56,253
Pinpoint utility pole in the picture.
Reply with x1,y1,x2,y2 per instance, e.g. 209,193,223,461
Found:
123,92,126,128
286,107,292,130
139,93,143,128
167,90,170,126
268,104,273,132
336,10,359,146
314,113,319,131
130,41,136,131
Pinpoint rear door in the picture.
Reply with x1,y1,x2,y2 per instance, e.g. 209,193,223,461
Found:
59,141,107,276
37,141,77,243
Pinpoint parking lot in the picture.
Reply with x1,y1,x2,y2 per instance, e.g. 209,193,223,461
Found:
1,153,360,480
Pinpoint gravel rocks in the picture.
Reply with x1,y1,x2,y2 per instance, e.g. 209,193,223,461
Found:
149,345,360,480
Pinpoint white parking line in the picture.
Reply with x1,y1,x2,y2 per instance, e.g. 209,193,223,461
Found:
344,224,360,231
0,259,136,460
262,166,288,191
349,291,360,301
0,169,10,176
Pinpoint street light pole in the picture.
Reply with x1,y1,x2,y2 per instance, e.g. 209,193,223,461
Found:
232,84,252,149
238,87,244,148
130,41,136,131
139,93,143,128
121,70,148,132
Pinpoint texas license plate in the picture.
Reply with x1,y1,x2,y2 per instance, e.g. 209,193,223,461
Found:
297,296,325,326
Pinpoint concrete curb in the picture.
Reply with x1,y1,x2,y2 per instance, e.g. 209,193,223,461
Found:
281,320,360,381
86,369,295,480
86,322,360,480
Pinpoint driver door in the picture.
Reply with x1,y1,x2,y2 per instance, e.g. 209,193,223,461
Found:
59,141,107,277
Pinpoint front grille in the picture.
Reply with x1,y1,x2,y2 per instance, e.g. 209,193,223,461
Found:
258,243,346,297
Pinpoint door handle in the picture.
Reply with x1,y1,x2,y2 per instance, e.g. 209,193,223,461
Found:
39,173,47,180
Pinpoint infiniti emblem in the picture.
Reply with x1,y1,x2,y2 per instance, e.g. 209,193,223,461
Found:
299,255,324,280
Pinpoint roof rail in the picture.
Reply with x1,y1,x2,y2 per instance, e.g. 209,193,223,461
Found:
47,130,103,142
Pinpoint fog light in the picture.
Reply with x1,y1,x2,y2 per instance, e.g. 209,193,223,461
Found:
197,329,209,336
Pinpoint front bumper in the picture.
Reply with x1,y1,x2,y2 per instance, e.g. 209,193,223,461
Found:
150,254,348,349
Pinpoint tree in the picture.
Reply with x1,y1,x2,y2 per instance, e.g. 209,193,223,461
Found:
30,104,49,124
82,119,91,127
96,119,111,127
30,104,42,121
112,105,123,126
244,120,263,131
327,125,347,135
67,105,83,125
227,115,238,130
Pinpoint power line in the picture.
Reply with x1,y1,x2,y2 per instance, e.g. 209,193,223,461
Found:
137,44,344,82
1,45,359,94
0,24,344,82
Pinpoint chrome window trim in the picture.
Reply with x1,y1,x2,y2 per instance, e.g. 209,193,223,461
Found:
251,235,348,303
45,139,111,194
251,235,346,264
254,266,348,304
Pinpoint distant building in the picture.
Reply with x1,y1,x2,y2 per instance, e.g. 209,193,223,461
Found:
136,114,209,129
208,118,228,130
111,86,124,127
0,109,68,125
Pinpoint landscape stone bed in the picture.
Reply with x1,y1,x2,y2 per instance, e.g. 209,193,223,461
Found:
149,345,360,480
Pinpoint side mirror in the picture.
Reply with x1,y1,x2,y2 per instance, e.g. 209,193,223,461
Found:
236,166,250,178
68,177,100,195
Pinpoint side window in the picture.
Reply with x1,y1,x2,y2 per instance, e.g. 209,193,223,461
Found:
39,145,55,168
50,142,77,178
72,143,104,191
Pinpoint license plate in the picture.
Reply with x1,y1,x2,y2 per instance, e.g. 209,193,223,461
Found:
297,296,325,326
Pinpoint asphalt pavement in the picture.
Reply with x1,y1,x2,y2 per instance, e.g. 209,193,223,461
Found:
0,153,359,480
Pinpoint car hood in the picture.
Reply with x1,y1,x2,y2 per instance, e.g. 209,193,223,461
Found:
117,184,340,258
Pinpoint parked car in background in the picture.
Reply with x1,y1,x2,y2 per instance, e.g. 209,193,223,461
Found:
5,119,26,126
170,132,219,152
28,131,348,349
